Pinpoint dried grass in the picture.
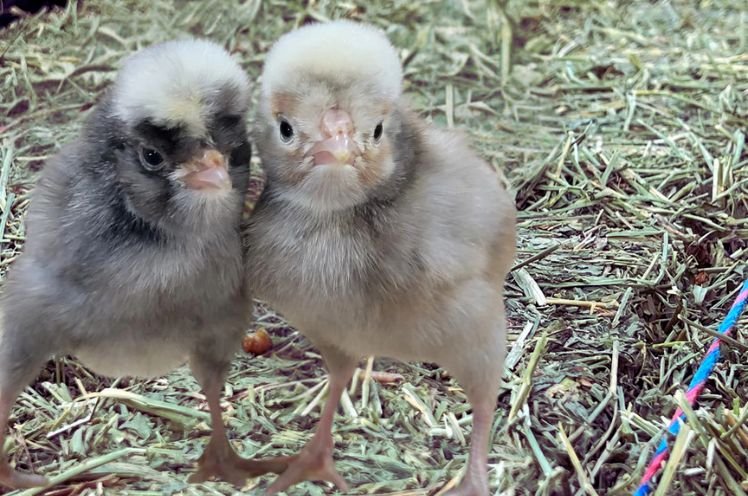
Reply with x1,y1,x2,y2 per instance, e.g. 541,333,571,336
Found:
1,0,747,495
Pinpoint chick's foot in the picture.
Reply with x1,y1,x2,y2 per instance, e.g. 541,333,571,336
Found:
441,478,489,496
1,393,49,490
263,439,348,495
188,437,287,487
0,462,48,490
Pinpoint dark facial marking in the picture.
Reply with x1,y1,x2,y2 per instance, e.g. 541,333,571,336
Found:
208,112,247,153
133,120,189,157
230,141,252,169
215,114,242,133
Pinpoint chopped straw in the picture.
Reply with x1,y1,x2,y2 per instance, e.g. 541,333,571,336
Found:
0,0,746,494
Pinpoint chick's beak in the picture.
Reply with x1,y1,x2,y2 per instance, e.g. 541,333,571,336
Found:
310,109,360,166
181,149,231,191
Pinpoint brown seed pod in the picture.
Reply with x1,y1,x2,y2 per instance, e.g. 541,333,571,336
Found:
242,327,273,355
694,271,709,285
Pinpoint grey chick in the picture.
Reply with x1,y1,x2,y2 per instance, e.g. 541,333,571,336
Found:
0,39,282,489
243,20,517,496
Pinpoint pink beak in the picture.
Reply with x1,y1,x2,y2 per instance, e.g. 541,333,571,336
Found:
182,149,231,191
309,109,360,166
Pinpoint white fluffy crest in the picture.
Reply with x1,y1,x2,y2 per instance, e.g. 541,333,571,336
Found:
112,38,250,135
261,20,403,101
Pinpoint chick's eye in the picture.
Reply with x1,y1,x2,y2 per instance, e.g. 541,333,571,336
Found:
373,122,383,141
279,119,294,143
139,147,164,170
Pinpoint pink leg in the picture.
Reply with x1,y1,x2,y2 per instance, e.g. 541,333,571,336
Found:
189,373,286,486
442,303,506,496
264,350,356,495
443,394,495,496
0,390,49,489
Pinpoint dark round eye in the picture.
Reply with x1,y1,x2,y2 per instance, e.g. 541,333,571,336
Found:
373,122,383,141
139,147,164,170
279,119,294,143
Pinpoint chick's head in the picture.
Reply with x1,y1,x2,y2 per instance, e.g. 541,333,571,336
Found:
258,20,404,212
107,38,252,226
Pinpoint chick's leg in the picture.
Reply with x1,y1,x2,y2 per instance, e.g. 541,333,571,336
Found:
0,389,49,489
0,331,51,489
442,392,495,496
188,354,286,486
264,346,356,495
441,302,507,496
